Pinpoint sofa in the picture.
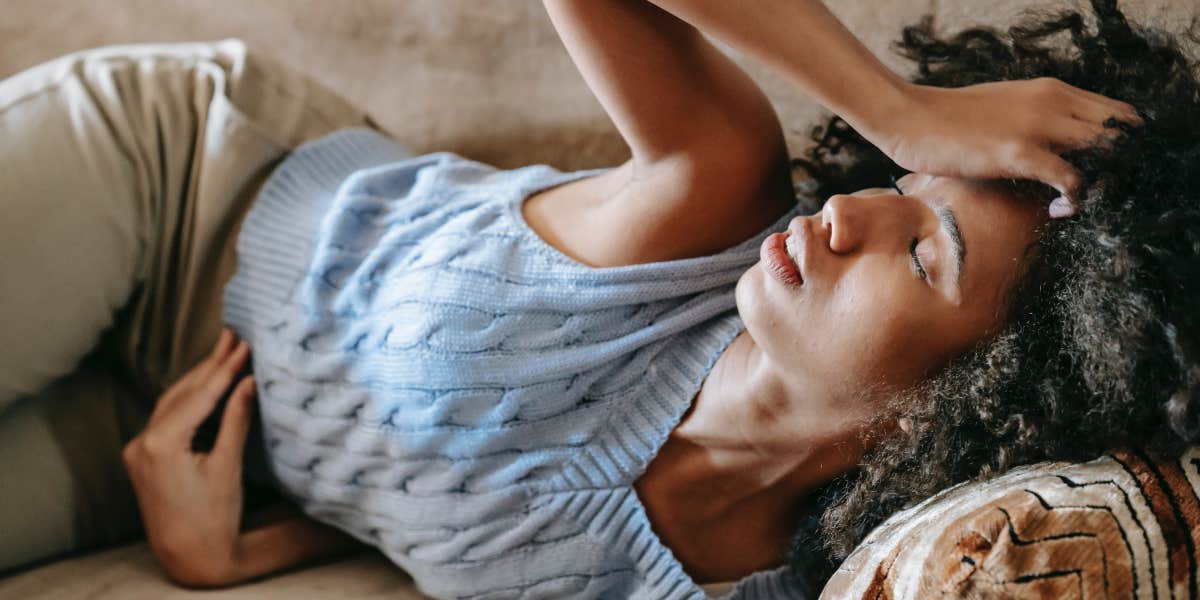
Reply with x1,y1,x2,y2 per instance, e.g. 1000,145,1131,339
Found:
0,1,1194,598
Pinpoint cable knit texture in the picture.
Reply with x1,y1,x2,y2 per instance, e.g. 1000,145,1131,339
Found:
222,128,812,599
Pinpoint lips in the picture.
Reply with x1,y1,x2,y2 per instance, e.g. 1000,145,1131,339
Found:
760,231,803,288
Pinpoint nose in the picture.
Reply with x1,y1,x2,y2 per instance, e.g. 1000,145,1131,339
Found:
821,194,864,254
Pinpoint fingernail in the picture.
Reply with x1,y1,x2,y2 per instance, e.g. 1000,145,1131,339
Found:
1049,196,1076,218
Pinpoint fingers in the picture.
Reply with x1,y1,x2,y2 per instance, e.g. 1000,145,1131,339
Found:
1038,76,1140,127
152,328,239,416
1013,148,1081,217
1049,196,1076,218
1044,117,1112,153
1040,89,1137,218
1070,100,1138,133
157,334,253,442
177,338,252,429
202,338,252,398
186,328,240,387
1067,86,1142,127
213,376,256,464
210,328,239,364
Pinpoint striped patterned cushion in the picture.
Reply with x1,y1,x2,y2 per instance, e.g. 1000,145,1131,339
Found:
820,447,1200,599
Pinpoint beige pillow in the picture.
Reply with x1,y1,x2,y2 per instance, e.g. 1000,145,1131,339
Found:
820,447,1200,599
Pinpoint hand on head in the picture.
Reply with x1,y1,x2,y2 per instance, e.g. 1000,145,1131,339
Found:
861,78,1141,218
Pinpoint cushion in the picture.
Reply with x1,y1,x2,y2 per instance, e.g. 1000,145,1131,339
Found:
820,447,1200,599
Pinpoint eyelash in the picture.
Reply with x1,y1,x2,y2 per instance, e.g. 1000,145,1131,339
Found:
891,174,929,282
909,238,928,281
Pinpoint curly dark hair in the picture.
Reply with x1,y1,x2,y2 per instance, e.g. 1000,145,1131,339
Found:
784,0,1200,583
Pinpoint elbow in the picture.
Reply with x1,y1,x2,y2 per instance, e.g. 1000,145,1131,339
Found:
164,563,240,589
157,548,242,589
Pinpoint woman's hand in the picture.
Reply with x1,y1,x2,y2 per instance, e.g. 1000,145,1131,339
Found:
636,1,1140,216
122,327,257,587
864,78,1142,217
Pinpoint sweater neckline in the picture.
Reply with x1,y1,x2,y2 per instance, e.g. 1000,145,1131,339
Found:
547,310,811,598
504,163,804,280
505,161,811,598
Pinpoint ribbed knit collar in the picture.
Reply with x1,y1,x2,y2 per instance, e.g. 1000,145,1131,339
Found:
505,168,813,599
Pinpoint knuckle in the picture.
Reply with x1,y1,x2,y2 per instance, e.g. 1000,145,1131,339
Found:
221,359,243,377
1033,76,1059,90
121,441,141,465
1001,141,1030,165
140,434,170,457
1017,116,1042,140
1034,77,1064,101
211,361,238,380
201,350,222,369
197,359,220,378
206,375,235,399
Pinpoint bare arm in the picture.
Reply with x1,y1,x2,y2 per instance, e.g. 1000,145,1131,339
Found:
642,0,909,141
538,0,797,265
641,0,1142,207
542,0,787,169
226,515,364,585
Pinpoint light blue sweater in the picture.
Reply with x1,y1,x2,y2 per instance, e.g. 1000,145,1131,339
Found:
222,128,813,599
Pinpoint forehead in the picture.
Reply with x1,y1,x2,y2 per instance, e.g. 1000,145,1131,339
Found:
913,174,1047,305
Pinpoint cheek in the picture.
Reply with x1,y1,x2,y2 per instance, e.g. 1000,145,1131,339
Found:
737,262,969,389
739,263,893,383
820,269,945,385
822,284,909,377
857,303,987,387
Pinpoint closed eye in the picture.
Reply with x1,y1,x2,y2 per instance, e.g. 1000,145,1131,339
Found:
892,174,929,282
910,238,928,281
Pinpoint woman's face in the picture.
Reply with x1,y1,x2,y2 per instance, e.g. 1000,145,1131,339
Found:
736,173,1047,405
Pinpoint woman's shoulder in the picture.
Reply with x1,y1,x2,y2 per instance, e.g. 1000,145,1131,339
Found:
521,155,804,269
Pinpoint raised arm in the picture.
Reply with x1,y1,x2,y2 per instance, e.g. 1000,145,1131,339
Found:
641,0,1142,210
542,0,787,172
537,0,800,266
642,0,909,144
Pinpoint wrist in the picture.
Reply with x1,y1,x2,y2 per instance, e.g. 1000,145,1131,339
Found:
841,74,918,150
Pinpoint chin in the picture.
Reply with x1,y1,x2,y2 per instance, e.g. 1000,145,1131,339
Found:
736,263,808,365
734,265,770,339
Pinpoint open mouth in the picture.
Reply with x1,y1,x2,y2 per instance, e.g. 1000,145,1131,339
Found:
785,232,802,271
761,231,803,288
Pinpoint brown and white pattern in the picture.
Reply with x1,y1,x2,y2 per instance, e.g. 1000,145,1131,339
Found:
820,446,1200,599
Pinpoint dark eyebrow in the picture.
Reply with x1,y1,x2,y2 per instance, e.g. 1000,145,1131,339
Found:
933,203,966,286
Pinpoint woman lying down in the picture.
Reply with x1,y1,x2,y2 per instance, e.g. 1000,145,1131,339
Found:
3,0,1196,597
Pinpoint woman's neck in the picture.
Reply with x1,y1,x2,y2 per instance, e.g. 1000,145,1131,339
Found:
672,330,870,500
634,330,871,581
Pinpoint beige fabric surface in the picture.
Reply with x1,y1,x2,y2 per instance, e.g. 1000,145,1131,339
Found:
2,0,1185,173
0,544,423,600
1,1,1195,599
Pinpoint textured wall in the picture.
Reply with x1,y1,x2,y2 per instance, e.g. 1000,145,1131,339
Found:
1,0,1191,171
